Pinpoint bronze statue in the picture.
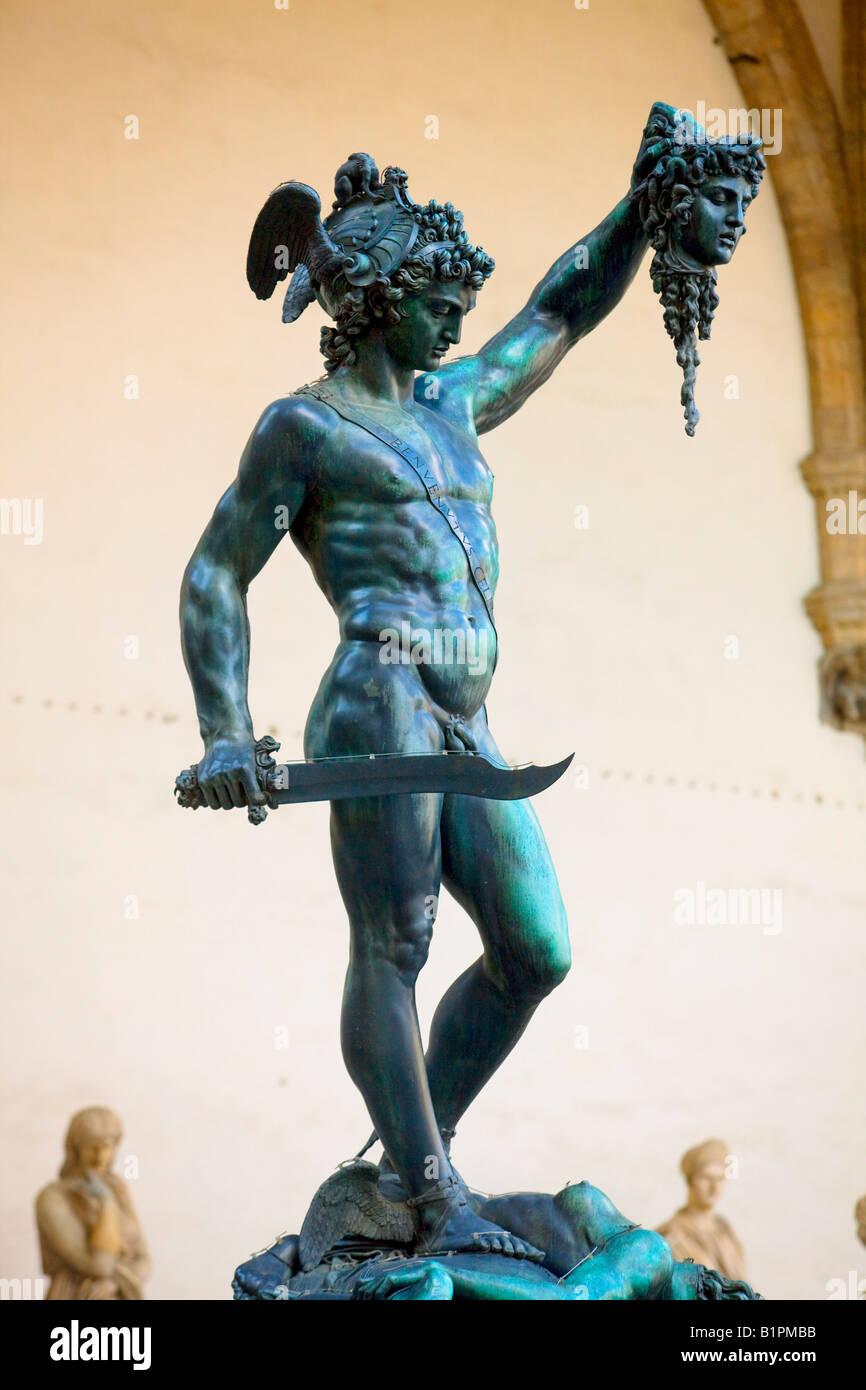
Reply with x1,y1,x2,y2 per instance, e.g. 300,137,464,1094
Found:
177,103,761,1277
233,1165,761,1301
631,106,765,434
35,1107,150,1300
656,1138,747,1281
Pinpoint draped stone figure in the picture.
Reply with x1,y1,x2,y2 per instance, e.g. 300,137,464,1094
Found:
35,1107,150,1301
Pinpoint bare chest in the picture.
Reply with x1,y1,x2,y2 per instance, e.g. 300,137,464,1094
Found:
319,400,494,509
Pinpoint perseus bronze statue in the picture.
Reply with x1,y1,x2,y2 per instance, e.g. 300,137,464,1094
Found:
177,103,762,1279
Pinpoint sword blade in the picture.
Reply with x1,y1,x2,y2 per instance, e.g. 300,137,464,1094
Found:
267,751,574,804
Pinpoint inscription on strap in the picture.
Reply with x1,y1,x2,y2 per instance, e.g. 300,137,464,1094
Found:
297,382,497,639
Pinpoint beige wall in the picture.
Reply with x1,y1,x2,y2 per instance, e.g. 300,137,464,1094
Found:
2,0,863,1300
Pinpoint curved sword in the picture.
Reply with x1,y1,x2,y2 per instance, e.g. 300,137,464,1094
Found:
174,736,574,825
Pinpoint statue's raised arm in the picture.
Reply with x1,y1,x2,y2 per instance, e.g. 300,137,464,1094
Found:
438,101,763,436
433,104,689,433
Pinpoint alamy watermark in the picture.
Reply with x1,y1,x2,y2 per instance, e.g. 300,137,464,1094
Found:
676,101,782,157
378,621,490,676
825,1270,866,1299
50,1321,151,1370
673,880,783,936
826,492,866,535
0,497,43,545
0,1276,46,1299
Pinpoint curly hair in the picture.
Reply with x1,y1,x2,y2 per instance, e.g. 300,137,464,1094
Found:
693,1262,763,1301
635,140,765,435
320,198,494,372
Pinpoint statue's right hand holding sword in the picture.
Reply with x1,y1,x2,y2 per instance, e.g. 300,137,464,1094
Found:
191,733,269,815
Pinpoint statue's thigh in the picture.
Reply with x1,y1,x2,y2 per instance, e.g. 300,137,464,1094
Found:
329,787,445,943
316,660,450,944
440,783,570,976
304,645,444,759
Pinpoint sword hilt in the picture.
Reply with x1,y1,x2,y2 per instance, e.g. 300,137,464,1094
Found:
174,735,281,826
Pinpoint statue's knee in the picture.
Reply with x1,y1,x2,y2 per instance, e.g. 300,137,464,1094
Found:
546,933,572,992
390,915,434,980
626,1230,674,1297
491,916,571,1002
538,894,571,991
523,929,571,1002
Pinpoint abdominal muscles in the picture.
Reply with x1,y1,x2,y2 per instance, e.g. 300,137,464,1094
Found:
348,607,496,718
293,494,499,720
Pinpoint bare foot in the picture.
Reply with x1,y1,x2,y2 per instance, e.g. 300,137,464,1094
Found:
413,1184,543,1262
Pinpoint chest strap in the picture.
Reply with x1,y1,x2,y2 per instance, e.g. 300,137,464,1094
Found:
296,381,498,654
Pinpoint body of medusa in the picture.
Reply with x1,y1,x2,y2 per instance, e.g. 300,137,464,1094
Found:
320,199,495,372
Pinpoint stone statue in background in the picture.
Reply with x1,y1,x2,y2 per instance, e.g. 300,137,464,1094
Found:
655,1138,746,1281
855,1192,866,1246
631,104,765,435
35,1106,150,1300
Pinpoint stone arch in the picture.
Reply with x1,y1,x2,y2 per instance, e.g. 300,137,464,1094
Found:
701,0,866,742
